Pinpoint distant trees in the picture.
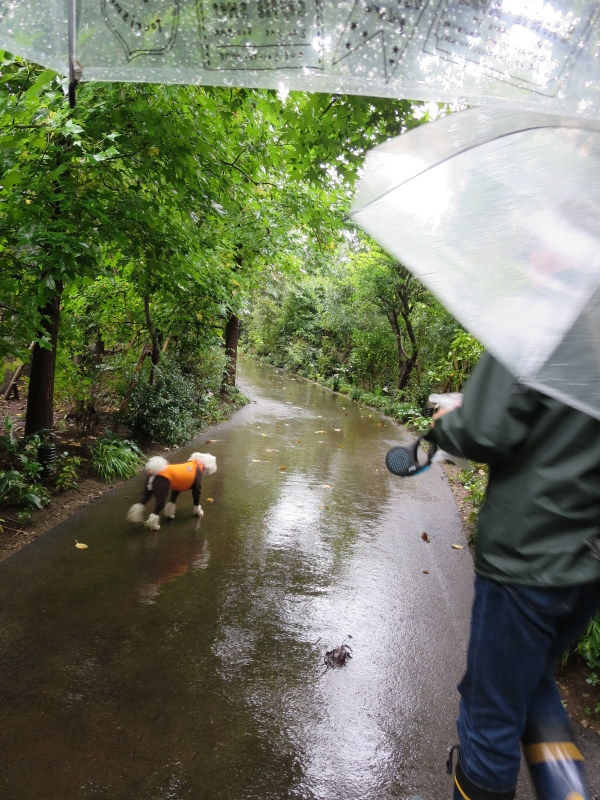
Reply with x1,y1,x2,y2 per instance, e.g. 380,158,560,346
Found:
243,235,481,407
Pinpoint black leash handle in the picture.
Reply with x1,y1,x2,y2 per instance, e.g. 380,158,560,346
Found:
385,436,437,477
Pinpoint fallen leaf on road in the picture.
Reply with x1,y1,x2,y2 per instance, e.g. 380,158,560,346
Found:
451,544,464,549
206,498,214,503
75,540,88,549
422,570,429,574
421,532,430,542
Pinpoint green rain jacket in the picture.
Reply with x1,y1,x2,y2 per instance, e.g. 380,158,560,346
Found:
426,353,600,587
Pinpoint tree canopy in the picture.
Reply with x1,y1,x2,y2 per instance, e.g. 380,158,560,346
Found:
1,51,465,441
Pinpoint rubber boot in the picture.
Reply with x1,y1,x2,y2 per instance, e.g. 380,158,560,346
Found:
523,719,590,800
452,763,515,800
448,748,515,800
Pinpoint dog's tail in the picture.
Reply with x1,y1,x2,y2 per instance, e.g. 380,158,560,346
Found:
190,452,217,475
145,455,169,474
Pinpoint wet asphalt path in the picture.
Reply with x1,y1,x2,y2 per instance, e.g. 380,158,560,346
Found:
1,358,596,799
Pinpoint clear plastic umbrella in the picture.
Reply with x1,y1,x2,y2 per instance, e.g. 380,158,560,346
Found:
2,1,600,119
349,108,600,420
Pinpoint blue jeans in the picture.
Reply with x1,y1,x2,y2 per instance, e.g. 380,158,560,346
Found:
456,575,600,797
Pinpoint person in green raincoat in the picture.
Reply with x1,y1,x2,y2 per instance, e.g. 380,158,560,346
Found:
425,352,600,800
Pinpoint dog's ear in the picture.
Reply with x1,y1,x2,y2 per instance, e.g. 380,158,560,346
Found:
190,453,217,474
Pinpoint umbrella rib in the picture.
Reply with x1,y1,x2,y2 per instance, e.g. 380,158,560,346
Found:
347,122,597,219
68,0,78,108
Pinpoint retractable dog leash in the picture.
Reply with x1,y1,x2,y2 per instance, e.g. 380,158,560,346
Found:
385,436,437,477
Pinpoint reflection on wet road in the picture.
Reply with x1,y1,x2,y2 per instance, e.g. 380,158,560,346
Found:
0,358,477,799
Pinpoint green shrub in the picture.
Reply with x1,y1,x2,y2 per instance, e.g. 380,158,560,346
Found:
576,615,600,686
17,449,44,482
0,469,50,511
456,466,488,542
0,415,18,457
124,361,200,445
55,453,82,491
0,420,53,521
349,385,362,402
89,436,143,483
283,340,317,376
387,402,431,432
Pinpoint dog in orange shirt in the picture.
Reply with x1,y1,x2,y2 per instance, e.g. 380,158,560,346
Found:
126,452,217,531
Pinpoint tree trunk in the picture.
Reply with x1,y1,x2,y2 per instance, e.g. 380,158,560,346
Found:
398,352,418,390
398,295,418,391
118,344,150,414
143,295,162,386
24,284,63,436
221,313,239,394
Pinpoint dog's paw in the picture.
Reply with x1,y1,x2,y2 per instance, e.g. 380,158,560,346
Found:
144,513,161,531
193,505,204,519
126,503,145,524
164,502,176,519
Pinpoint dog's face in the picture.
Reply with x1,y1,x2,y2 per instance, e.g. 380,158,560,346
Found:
190,452,217,475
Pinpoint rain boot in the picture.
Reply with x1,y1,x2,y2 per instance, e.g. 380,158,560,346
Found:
522,719,590,800
452,763,515,800
448,747,515,800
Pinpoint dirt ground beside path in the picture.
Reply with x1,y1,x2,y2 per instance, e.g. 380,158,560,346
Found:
1,395,599,748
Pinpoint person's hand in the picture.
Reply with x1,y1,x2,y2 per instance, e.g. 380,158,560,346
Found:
432,406,456,421
431,401,462,425
429,393,463,425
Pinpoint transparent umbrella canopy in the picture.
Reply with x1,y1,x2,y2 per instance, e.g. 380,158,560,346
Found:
349,108,600,420
1,1,600,117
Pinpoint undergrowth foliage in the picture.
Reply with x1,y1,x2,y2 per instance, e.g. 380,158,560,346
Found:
124,362,202,446
575,615,600,694
0,417,51,522
89,436,144,483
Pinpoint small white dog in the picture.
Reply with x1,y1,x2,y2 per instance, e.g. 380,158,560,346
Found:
126,452,217,531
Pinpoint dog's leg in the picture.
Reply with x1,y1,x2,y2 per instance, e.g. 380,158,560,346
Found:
126,478,154,523
144,513,161,531
145,476,170,531
164,490,180,520
191,470,204,519
127,503,146,523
